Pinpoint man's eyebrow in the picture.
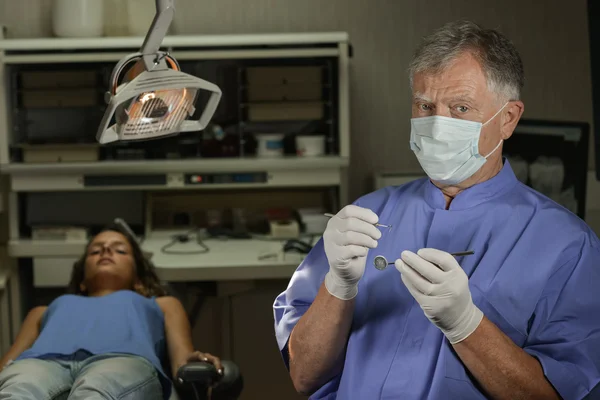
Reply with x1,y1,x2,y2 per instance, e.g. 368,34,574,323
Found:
413,93,431,102
450,95,476,103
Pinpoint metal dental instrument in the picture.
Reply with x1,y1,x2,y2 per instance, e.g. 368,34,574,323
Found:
373,251,475,270
323,213,392,229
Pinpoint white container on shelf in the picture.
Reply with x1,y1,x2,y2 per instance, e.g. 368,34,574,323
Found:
52,0,104,38
256,134,285,158
296,135,325,157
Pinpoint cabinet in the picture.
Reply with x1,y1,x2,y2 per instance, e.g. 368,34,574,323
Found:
0,31,351,249
0,33,352,361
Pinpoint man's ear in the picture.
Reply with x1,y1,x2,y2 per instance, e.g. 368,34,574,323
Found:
501,100,525,140
79,283,87,293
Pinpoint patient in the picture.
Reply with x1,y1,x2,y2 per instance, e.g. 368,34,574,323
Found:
0,223,222,400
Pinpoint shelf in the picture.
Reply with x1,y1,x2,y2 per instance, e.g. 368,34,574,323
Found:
5,156,348,192
0,32,349,52
8,239,87,257
0,33,349,64
13,237,315,284
4,49,341,65
3,155,348,175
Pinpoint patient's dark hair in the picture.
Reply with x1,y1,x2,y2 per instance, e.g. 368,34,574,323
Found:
66,223,167,297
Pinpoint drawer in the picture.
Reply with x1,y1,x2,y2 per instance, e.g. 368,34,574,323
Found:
21,70,97,89
247,102,323,122
247,83,322,102
22,144,99,163
33,257,78,288
21,89,98,108
246,67,322,85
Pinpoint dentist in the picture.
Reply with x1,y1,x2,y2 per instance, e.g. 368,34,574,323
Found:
274,20,600,400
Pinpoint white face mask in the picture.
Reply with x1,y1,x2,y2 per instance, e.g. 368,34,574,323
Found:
410,103,508,185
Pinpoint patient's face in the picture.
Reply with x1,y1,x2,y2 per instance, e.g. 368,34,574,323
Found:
83,231,137,291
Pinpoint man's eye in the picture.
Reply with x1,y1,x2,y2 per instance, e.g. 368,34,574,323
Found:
89,250,100,255
116,250,127,254
456,105,469,113
419,104,432,111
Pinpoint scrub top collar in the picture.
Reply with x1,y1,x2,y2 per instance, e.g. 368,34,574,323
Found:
424,157,519,211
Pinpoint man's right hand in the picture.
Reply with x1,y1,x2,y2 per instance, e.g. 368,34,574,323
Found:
323,205,382,300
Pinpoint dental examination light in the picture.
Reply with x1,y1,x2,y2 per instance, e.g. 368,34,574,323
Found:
96,0,222,144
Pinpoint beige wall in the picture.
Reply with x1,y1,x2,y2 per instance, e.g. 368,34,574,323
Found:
0,0,593,202
172,0,596,202
181,0,594,200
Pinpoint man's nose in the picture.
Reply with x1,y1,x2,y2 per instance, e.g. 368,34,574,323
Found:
433,108,451,117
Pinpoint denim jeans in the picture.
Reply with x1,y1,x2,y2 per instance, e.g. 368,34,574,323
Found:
0,353,163,400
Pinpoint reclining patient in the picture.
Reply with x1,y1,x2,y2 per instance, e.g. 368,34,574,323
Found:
0,223,221,400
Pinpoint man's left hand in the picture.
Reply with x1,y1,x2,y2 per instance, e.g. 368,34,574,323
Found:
395,248,483,344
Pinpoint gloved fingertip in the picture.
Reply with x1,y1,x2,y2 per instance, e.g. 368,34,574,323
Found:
401,250,413,260
367,209,379,224
417,248,436,257
394,259,404,272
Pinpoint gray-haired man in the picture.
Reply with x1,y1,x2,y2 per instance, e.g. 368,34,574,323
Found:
274,20,600,399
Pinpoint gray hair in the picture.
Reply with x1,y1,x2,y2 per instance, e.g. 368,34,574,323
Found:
408,20,524,101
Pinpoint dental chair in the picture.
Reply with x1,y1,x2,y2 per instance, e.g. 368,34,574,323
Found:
161,283,243,400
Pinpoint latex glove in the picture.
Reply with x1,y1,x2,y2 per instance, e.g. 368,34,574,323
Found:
395,248,483,344
323,205,381,300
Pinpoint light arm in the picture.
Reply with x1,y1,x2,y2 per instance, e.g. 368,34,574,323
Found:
0,307,47,369
157,296,195,378
140,0,176,71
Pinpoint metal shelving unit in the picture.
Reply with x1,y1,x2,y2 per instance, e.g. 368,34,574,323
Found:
0,32,352,336
0,32,351,191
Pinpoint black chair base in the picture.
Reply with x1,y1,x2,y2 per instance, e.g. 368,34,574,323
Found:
175,360,243,400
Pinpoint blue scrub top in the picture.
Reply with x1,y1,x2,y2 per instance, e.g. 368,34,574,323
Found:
274,160,600,400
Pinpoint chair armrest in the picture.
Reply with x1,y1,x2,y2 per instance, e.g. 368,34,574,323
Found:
176,360,243,400
176,361,220,386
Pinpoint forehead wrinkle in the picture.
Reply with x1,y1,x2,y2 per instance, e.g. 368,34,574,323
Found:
417,68,482,100
415,80,480,102
448,93,477,103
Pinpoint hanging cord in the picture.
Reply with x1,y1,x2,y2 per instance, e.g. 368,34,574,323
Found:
160,228,210,255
